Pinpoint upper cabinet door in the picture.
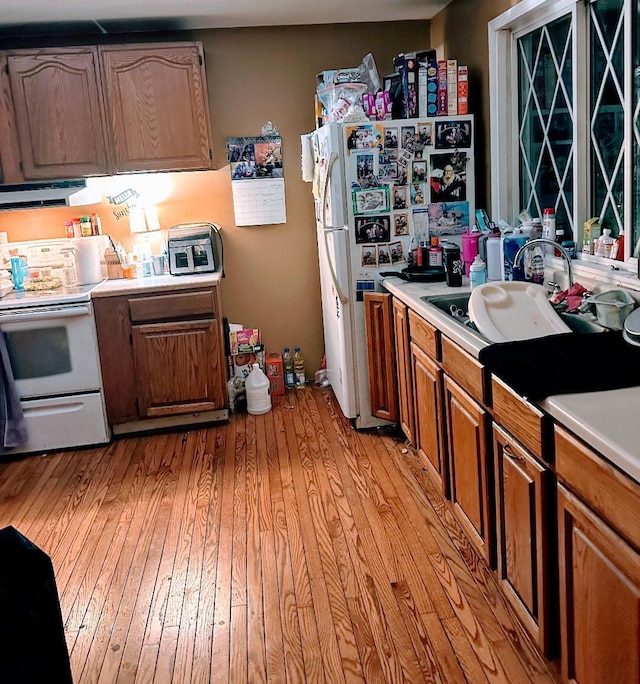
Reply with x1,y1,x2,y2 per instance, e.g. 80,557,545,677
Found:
7,47,110,179
99,43,213,173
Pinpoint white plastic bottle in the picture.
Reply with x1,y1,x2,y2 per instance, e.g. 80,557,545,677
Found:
486,232,502,280
596,228,614,258
293,347,306,388
469,254,487,290
245,363,272,415
542,208,556,241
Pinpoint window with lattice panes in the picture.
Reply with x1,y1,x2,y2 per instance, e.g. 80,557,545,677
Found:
490,0,637,266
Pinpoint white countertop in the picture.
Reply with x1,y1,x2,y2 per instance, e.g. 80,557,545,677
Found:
380,276,640,485
92,272,223,297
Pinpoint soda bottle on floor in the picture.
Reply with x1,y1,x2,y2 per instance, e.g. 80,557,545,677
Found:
283,347,295,388
294,347,306,388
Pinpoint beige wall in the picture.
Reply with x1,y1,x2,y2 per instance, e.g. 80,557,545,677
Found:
193,22,431,372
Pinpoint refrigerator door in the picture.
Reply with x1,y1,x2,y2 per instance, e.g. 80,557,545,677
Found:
314,125,358,418
317,223,357,418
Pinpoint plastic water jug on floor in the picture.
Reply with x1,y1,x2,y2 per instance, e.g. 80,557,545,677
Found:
245,363,272,415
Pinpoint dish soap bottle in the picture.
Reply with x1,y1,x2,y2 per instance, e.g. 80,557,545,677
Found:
469,254,487,290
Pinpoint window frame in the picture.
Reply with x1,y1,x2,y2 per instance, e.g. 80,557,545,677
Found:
489,0,638,275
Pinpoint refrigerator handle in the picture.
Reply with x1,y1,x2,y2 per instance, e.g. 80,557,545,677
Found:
321,152,348,305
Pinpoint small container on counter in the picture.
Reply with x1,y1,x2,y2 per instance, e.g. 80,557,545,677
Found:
469,254,487,290
442,241,463,287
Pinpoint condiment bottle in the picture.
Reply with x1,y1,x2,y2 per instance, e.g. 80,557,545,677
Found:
80,216,92,237
90,213,102,236
611,229,625,260
428,236,443,268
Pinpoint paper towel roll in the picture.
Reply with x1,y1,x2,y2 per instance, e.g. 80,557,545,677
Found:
300,133,314,182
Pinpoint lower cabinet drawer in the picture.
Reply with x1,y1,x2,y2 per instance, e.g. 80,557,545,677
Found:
129,288,216,323
441,335,489,406
492,376,548,459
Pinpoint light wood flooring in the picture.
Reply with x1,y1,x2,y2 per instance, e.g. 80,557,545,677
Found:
0,386,561,683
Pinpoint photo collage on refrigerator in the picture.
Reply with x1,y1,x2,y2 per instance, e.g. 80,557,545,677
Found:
347,119,472,270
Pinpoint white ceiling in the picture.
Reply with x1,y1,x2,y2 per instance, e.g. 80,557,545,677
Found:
0,0,452,32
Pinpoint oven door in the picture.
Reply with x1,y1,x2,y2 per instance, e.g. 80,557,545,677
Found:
1,303,103,399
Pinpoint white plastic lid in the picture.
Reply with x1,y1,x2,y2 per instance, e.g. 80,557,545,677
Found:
469,281,571,342
470,255,486,270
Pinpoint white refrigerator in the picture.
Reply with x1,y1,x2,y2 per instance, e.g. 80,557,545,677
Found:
304,116,475,428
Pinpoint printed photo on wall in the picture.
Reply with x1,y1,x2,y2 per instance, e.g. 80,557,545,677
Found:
383,127,399,149
395,165,408,186
355,215,391,244
362,246,377,266
231,160,257,179
346,124,384,152
401,125,416,149
389,241,405,264
392,186,407,210
227,135,284,179
394,212,409,236
354,153,377,188
429,152,467,202
254,140,284,178
435,121,472,149
393,214,409,236
353,186,390,215
417,123,433,146
428,201,470,236
412,161,427,183
410,183,426,205
377,244,391,265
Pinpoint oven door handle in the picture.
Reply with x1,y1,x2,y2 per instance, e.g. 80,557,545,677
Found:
0,304,91,324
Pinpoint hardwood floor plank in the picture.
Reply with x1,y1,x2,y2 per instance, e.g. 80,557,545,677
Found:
267,398,306,684
0,386,562,684
209,420,238,684
245,414,268,684
190,428,228,684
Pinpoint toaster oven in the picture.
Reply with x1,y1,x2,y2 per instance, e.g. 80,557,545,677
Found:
167,223,223,275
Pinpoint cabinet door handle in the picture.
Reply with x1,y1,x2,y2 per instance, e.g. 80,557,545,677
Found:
504,444,525,463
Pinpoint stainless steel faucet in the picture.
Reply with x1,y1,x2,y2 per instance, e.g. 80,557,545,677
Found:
513,238,574,288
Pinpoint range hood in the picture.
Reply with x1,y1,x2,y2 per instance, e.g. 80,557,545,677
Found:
0,179,100,210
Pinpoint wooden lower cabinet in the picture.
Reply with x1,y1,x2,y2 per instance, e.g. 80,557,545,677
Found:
393,298,414,442
132,319,223,417
493,423,555,656
411,341,447,495
444,375,494,566
557,484,640,684
363,292,398,423
94,285,227,430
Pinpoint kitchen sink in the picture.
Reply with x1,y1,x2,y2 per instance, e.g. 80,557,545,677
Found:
421,292,608,341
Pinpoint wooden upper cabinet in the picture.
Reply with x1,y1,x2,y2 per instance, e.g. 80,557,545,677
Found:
6,47,109,179
99,43,213,173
